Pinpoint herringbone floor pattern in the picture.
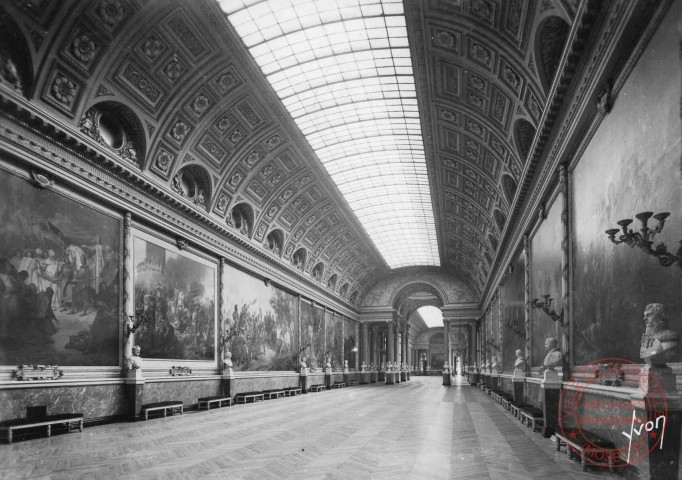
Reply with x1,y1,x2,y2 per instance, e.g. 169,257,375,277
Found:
0,376,613,479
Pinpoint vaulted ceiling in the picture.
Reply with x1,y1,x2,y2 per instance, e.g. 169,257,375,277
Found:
0,0,577,307
406,0,573,292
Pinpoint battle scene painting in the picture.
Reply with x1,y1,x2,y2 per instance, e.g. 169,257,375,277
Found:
0,170,120,366
133,233,216,361
326,312,343,369
343,318,356,369
224,265,297,371
530,196,563,367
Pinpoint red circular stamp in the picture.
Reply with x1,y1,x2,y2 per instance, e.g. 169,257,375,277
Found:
558,357,668,468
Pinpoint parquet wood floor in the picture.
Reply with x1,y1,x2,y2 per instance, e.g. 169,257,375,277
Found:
0,376,617,479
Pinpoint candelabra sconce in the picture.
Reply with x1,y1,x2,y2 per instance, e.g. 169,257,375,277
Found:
504,318,523,337
297,340,311,354
220,326,242,345
530,295,566,327
605,211,682,268
124,310,149,337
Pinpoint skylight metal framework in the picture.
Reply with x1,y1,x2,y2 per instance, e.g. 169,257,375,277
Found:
222,0,440,268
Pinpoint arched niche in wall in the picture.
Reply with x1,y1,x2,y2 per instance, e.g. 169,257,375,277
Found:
514,118,536,163
170,164,211,210
292,247,307,271
327,273,338,291
312,261,324,282
0,7,33,98
79,101,145,168
339,282,349,297
535,16,570,93
501,174,517,205
493,209,506,232
264,228,283,255
349,290,358,305
229,202,254,237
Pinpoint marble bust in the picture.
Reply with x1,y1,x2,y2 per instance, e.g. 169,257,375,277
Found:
300,356,307,372
542,337,563,371
640,303,678,366
127,345,143,370
222,350,233,371
513,349,527,374
491,356,499,373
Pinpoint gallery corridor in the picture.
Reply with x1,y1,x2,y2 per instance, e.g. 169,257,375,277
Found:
0,377,611,480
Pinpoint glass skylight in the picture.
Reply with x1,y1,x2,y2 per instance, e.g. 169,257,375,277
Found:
222,0,440,268
417,306,443,328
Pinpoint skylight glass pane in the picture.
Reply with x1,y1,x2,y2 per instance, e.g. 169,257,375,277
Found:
224,0,439,269
417,305,443,328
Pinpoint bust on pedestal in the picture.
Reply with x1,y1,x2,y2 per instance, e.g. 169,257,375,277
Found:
540,337,563,381
126,345,144,379
513,349,527,378
361,361,367,372
631,303,681,479
300,356,308,375
222,350,234,377
343,359,349,373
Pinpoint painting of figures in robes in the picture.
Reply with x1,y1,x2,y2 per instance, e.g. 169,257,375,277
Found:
224,265,298,371
0,169,120,366
133,232,216,361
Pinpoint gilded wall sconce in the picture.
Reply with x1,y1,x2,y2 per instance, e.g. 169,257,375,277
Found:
530,295,566,327
220,325,242,345
297,340,311,354
605,211,682,268
504,318,523,337
124,310,149,337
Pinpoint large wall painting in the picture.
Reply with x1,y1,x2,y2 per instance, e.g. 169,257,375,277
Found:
530,195,563,367
572,11,682,365
501,251,526,371
224,265,298,371
133,231,216,361
343,318,356,369
0,168,120,366
325,312,343,369
310,304,325,369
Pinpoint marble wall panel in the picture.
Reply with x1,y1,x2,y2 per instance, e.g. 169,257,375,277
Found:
143,378,221,405
524,381,542,408
0,383,126,421
231,375,300,396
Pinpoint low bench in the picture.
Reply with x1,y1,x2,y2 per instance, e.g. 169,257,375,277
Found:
234,392,265,404
198,396,232,410
332,382,346,389
0,414,83,443
263,389,286,400
348,381,359,386
309,384,326,392
141,401,183,420
519,406,544,432
555,429,617,472
284,387,302,396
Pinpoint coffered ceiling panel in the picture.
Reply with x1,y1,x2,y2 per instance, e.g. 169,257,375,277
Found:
405,0,572,290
